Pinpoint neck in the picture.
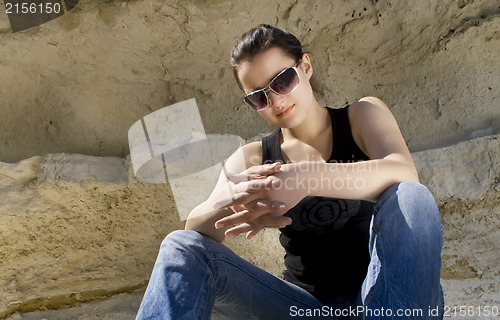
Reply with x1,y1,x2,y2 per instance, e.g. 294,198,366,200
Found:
282,100,329,144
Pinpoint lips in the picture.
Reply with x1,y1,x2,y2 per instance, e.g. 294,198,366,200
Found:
277,105,294,117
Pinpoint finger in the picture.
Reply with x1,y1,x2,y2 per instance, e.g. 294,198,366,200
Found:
244,199,286,214
213,191,260,210
239,178,274,193
227,162,282,183
225,215,292,238
227,171,266,183
232,203,246,212
226,171,249,184
215,209,253,230
213,178,278,210
227,177,274,195
215,200,286,229
252,215,292,229
245,162,282,178
246,227,264,239
224,222,253,237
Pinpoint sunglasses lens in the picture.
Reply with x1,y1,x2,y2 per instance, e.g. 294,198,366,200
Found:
270,68,299,95
243,66,300,111
245,91,268,111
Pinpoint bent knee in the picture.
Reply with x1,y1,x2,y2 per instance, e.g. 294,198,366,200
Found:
397,180,432,197
378,181,441,229
159,229,224,259
161,229,204,251
382,181,435,207
396,181,438,214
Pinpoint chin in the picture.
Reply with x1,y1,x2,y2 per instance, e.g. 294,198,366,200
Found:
282,109,309,129
276,116,303,129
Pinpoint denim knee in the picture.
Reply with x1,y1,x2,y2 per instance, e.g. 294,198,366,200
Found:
397,181,441,229
364,182,444,317
158,229,226,266
157,230,206,261
161,229,202,247
375,181,442,243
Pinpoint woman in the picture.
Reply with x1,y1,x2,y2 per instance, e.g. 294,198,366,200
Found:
136,24,443,319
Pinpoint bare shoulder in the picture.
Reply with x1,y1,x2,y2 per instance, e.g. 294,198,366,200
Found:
349,96,392,116
347,96,405,159
348,96,398,132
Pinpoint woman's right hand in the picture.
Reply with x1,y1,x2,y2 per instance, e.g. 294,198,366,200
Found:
213,162,292,238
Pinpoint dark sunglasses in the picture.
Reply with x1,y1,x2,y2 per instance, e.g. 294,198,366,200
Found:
244,60,301,111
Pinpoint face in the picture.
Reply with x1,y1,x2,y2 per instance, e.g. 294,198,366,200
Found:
236,47,315,128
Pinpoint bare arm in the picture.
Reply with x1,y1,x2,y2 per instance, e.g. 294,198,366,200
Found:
214,97,419,233
273,97,418,202
282,96,418,201
184,142,289,242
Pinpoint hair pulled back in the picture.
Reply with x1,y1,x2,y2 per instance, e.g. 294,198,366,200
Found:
231,24,303,89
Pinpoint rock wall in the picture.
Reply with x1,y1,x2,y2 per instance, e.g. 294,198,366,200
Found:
413,135,500,310
0,0,499,163
0,146,285,319
0,154,181,318
0,0,499,318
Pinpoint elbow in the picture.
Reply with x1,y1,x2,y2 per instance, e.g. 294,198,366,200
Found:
403,164,420,183
391,164,420,186
381,156,420,184
372,162,419,202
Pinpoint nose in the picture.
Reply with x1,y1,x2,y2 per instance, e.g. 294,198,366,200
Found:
267,90,286,108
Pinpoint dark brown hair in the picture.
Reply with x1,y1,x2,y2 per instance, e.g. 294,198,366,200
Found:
231,24,303,90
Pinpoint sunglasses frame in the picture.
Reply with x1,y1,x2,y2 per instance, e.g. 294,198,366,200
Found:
244,60,302,112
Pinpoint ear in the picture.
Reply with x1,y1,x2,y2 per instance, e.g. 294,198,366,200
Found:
300,53,313,80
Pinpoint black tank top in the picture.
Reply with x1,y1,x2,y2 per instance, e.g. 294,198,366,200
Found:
261,106,374,299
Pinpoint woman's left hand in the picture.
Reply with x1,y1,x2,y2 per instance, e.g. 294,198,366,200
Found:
214,163,307,238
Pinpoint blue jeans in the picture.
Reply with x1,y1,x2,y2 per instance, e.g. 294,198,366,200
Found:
136,182,444,319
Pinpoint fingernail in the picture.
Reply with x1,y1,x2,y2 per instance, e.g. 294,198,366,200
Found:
215,222,223,229
280,204,286,210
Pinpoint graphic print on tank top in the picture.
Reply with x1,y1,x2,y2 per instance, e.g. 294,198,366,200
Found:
284,196,361,236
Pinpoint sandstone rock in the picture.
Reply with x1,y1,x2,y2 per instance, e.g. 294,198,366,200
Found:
0,0,498,162
1,134,498,319
0,0,498,317
0,154,182,318
413,135,499,200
